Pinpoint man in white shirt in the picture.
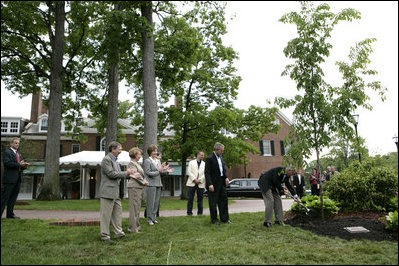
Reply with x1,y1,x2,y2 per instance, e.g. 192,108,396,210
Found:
186,151,206,215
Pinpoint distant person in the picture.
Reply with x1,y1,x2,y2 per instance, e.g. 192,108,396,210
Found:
325,166,332,181
293,169,305,199
309,167,320,196
330,166,339,178
258,166,298,227
186,151,206,216
99,141,136,243
205,142,231,225
247,172,252,178
127,147,148,233
1,137,30,219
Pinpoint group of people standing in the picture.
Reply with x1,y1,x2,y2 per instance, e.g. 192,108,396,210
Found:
308,166,339,196
1,138,315,240
99,142,173,242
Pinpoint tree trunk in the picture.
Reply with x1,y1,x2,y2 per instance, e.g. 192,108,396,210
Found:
105,3,122,153
38,1,65,200
180,80,194,199
141,1,157,159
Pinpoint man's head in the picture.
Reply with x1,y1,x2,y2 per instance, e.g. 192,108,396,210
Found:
108,141,122,157
196,151,204,161
285,167,295,177
10,137,20,150
296,169,302,175
327,166,331,172
331,166,336,172
214,142,224,156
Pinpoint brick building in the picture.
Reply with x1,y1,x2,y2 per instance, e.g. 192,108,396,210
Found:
226,111,292,179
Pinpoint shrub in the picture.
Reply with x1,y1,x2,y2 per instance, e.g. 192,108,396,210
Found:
290,195,340,217
324,160,398,211
387,197,398,212
385,211,398,232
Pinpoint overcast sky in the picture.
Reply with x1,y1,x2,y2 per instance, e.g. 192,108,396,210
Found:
1,1,398,159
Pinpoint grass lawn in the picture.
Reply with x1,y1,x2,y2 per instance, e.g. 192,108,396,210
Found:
1,212,397,265
14,197,231,211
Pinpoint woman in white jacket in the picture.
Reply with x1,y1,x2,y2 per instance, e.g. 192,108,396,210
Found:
186,151,206,215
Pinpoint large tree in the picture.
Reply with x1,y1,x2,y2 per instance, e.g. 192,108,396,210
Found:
127,2,280,198
1,1,100,199
276,1,386,217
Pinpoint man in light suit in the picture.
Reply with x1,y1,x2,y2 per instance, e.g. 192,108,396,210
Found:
186,151,206,216
99,141,135,243
205,143,231,225
1,137,30,219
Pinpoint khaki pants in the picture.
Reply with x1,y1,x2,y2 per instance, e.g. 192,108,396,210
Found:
261,189,283,224
128,187,144,232
100,198,124,240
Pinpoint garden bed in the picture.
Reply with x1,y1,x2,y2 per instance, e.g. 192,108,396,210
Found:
285,211,398,242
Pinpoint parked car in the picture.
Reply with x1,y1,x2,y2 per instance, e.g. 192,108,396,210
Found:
226,178,262,198
204,178,262,198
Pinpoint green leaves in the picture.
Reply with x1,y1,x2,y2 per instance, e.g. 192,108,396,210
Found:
276,2,385,173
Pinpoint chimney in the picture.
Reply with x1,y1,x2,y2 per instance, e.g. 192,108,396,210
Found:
30,91,48,123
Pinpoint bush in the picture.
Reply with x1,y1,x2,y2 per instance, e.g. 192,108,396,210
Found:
387,197,398,212
324,160,398,211
290,195,340,217
385,211,398,232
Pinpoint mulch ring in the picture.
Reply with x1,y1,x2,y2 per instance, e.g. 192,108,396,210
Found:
284,211,398,242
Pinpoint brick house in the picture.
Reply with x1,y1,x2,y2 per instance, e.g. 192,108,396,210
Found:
226,111,292,179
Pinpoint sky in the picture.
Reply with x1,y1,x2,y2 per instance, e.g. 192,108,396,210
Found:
1,1,398,159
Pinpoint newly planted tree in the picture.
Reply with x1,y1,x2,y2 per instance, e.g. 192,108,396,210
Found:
276,1,386,217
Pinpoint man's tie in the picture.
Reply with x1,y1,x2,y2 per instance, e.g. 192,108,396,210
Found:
16,152,21,171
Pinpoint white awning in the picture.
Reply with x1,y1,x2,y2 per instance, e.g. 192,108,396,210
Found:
59,151,131,168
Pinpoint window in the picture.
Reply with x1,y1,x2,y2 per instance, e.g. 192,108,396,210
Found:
259,140,275,156
72,144,80,154
174,176,180,190
100,137,106,151
10,122,18,133
40,118,48,131
1,122,8,133
229,180,241,187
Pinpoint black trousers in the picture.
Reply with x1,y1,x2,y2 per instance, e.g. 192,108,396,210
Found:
1,179,21,218
208,184,229,223
296,186,304,199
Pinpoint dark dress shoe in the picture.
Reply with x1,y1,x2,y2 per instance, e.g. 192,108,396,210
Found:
263,222,272,228
7,216,20,219
275,221,285,226
101,238,113,243
212,221,220,226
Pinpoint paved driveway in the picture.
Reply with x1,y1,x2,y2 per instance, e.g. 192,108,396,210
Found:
2,199,294,220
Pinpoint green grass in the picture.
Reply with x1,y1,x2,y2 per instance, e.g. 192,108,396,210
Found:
1,212,397,265
14,197,230,211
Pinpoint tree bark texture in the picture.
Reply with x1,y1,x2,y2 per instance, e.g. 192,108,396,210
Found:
105,3,122,154
141,1,158,159
38,1,65,200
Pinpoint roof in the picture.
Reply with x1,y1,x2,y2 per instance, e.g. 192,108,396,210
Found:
59,151,131,168
276,110,292,126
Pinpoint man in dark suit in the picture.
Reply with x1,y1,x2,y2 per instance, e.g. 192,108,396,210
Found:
1,137,30,219
205,142,231,225
258,166,297,227
293,169,305,199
